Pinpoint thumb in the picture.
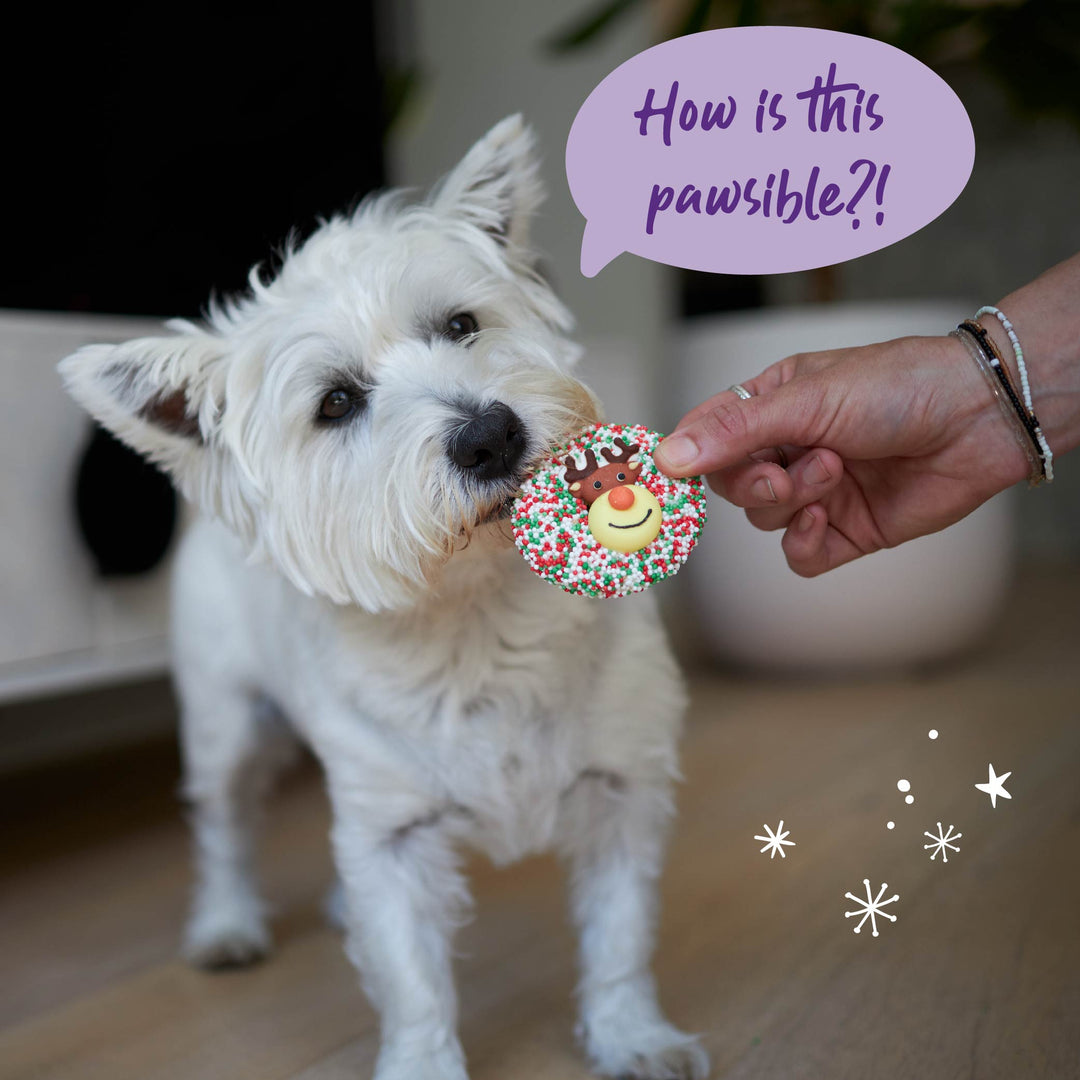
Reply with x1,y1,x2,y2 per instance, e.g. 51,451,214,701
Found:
655,380,823,476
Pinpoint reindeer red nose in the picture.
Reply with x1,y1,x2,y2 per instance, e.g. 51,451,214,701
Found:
607,485,635,511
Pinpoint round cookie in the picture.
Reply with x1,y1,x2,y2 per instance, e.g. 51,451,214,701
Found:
511,422,707,598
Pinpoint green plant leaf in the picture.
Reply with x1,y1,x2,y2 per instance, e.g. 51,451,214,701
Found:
980,0,1080,130
546,0,645,52
674,0,718,37
382,65,423,133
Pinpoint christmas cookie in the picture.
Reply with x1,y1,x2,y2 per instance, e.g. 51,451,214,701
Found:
511,422,707,598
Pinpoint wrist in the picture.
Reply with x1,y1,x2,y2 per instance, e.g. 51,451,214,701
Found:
991,256,1080,459
991,320,1080,461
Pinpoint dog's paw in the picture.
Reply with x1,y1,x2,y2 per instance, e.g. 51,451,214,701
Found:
612,1040,709,1080
584,1022,709,1080
183,904,271,970
373,1040,469,1080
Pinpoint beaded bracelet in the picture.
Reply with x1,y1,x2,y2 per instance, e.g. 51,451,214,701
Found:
975,305,1054,481
953,321,1051,486
960,318,1053,484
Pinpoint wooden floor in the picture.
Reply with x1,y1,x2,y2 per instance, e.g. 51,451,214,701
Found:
3,569,1079,1080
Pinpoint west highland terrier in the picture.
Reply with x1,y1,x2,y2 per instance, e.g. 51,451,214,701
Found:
60,116,708,1080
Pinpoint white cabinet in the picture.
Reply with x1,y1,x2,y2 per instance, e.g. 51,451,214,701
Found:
0,310,177,703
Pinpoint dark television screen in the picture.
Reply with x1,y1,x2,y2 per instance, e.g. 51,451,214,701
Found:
3,3,385,319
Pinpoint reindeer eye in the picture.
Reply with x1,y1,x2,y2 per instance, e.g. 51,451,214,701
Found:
318,389,358,422
445,312,479,342
593,480,602,489
617,472,626,481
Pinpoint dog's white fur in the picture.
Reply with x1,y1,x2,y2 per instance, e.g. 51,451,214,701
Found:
60,117,708,1080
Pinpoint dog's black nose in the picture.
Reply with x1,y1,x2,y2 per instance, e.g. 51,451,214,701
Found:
447,402,527,481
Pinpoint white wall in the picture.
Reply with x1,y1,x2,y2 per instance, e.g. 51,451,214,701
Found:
383,0,676,430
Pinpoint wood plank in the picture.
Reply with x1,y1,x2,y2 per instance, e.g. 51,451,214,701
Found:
2,569,1078,1079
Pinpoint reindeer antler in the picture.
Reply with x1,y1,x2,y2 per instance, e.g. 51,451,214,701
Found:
563,448,600,484
600,437,640,464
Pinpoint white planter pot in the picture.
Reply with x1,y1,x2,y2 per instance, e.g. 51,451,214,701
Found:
674,302,1016,672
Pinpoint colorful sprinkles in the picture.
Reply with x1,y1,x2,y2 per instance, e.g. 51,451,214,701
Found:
511,422,707,598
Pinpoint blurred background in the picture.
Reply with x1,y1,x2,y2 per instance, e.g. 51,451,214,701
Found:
2,0,1078,758
1,4,1079,1077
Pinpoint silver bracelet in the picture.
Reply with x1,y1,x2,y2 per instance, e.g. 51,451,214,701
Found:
975,305,1054,482
950,327,1046,486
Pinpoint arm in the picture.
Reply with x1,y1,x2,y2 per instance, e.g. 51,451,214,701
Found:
984,254,1080,460
655,253,1080,576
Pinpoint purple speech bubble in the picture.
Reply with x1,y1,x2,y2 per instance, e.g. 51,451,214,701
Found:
566,27,974,277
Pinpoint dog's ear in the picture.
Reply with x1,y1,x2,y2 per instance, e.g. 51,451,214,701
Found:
59,322,225,483
429,114,543,249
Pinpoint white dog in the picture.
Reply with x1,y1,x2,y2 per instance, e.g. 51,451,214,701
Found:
60,116,708,1080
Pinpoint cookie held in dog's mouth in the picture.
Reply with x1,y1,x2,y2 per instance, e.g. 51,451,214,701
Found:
510,422,707,598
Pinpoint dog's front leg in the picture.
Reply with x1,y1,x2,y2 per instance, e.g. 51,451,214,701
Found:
328,783,471,1080
565,779,709,1080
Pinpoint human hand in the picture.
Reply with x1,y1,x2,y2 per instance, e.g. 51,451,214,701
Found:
655,334,1030,576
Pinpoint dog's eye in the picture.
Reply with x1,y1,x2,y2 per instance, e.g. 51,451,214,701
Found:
445,312,479,342
318,389,357,421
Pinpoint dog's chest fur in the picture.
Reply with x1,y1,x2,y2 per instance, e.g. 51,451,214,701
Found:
329,550,602,859
177,519,653,863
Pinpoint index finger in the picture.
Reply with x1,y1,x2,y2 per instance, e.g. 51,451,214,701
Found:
656,371,828,477
670,357,791,433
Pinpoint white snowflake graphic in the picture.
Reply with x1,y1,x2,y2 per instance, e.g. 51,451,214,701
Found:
923,822,962,862
844,879,899,936
754,820,795,859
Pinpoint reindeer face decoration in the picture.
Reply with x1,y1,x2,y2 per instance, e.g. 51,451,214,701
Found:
513,423,707,597
563,437,664,554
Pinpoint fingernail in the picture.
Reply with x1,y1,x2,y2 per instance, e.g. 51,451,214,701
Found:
798,508,815,532
656,434,697,469
751,477,777,503
805,455,831,485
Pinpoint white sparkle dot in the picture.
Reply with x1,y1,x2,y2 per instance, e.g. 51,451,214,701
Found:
928,729,939,740
897,779,911,792
887,821,895,830
905,794,914,804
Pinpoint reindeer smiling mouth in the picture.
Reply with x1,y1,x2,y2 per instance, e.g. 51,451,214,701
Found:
608,508,653,530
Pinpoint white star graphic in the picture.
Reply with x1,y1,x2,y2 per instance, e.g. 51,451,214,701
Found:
754,820,796,859
975,763,1013,808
